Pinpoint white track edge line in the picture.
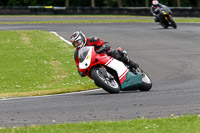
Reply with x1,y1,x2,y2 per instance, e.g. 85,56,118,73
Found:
50,31,72,45
0,89,102,101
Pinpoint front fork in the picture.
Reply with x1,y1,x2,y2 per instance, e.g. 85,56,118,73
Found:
99,65,114,80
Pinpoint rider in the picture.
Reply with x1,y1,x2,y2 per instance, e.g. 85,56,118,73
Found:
151,0,167,22
70,31,139,77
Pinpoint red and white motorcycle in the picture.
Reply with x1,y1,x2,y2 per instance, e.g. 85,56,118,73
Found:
78,46,152,93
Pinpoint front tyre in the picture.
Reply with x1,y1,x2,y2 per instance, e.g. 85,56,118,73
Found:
139,71,152,91
91,67,120,93
160,20,168,29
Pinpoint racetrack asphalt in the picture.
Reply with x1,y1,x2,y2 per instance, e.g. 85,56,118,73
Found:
0,17,200,127
0,16,152,22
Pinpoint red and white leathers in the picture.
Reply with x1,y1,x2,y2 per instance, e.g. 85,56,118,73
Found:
73,36,139,77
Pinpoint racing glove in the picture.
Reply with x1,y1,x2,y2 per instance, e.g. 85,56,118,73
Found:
78,70,86,77
96,43,111,54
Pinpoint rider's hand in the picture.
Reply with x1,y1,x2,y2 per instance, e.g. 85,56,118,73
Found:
78,71,86,77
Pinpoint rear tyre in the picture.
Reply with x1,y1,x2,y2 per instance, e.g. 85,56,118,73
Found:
91,67,120,93
139,71,152,91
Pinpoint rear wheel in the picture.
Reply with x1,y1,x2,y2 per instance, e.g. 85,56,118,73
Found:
91,67,120,93
138,69,152,91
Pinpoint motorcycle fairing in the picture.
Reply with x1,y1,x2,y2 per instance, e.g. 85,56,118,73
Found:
121,72,142,91
104,58,128,84
79,47,92,69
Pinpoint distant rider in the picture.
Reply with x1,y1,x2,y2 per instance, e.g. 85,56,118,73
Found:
151,0,168,22
70,31,139,77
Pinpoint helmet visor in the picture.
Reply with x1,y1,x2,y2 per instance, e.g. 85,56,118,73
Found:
72,39,83,48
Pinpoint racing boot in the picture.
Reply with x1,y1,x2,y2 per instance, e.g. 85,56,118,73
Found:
108,49,139,69
127,60,139,69
154,16,159,22
121,52,139,69
126,59,140,74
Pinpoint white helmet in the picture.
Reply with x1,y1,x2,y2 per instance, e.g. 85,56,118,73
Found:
70,31,86,48
152,0,159,6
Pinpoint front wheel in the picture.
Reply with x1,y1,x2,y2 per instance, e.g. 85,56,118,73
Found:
91,67,120,93
169,17,177,29
160,20,168,29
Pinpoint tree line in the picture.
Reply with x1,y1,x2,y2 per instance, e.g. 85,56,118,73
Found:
0,0,200,7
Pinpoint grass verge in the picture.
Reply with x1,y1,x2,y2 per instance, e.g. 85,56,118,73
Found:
0,115,200,133
174,18,200,23
0,30,97,98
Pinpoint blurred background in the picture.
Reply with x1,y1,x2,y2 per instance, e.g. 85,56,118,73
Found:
0,0,199,16
0,0,199,7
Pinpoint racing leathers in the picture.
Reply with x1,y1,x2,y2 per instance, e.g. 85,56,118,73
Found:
74,36,139,77
151,4,167,22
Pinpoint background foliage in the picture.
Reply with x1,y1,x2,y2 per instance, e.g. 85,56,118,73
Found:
0,0,199,7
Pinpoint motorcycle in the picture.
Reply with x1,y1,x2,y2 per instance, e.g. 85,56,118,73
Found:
157,6,177,29
78,46,152,93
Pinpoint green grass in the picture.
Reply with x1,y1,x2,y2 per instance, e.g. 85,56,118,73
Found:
0,30,97,98
1,115,200,133
175,19,200,23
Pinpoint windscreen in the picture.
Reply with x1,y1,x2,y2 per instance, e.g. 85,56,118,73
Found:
161,6,171,14
78,46,90,63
